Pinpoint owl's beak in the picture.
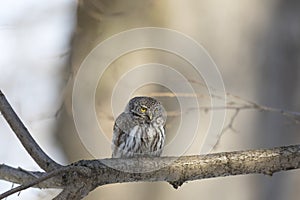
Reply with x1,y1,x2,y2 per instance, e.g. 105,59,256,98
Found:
147,112,153,121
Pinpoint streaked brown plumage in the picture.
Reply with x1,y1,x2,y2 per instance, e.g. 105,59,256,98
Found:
112,96,166,158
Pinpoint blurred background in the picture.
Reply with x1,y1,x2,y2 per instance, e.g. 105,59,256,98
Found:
1,0,300,199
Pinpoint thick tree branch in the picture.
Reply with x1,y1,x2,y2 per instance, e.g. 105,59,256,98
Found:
1,144,300,199
0,90,62,171
74,144,300,189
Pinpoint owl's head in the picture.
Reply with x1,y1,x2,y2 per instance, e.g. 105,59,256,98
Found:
125,96,166,124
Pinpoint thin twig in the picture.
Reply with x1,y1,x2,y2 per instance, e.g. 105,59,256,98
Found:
145,90,300,125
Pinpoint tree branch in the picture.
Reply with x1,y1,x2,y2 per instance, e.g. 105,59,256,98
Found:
0,90,62,171
0,165,91,199
73,144,300,189
1,144,300,199
0,164,56,188
1,90,300,199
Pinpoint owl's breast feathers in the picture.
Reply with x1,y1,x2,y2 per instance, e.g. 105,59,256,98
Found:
112,112,165,158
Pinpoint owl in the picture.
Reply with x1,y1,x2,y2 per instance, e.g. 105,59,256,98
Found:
112,96,167,158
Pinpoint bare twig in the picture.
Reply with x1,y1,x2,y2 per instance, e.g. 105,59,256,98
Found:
209,109,240,151
0,90,62,171
147,90,300,137
225,92,300,124
137,89,300,125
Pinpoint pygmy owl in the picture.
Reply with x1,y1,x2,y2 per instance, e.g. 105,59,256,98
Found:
112,96,167,158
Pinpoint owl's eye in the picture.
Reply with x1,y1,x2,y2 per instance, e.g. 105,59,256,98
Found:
140,107,147,113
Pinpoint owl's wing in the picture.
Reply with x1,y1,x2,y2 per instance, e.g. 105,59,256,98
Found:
112,113,135,157
112,122,125,148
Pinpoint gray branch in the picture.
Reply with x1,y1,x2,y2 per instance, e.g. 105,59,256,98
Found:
1,144,300,199
0,164,54,188
77,144,300,188
0,90,62,171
